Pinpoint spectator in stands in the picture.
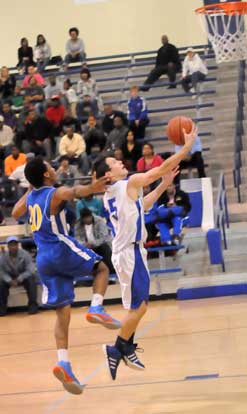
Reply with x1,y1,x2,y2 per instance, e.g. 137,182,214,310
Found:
60,107,82,135
24,76,45,115
105,116,128,151
56,155,80,186
23,110,53,159
76,68,99,121
154,183,191,245
84,115,106,159
8,152,35,196
0,115,14,171
23,65,45,88
17,38,34,74
64,27,86,68
137,142,163,171
76,194,103,220
127,86,149,139
141,35,181,90
75,208,115,274
34,34,51,73
0,236,38,316
4,145,26,176
121,129,142,171
0,67,16,101
45,95,65,135
102,104,128,135
174,134,206,182
181,48,208,95
63,79,78,118
59,126,89,174
44,75,63,101
11,85,24,113
1,101,18,131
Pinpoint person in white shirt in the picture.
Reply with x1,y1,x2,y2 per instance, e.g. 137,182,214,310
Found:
0,115,14,172
34,34,51,73
59,126,89,174
63,79,78,118
181,48,208,94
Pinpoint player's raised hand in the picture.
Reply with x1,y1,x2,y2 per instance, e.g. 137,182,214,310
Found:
162,166,179,185
183,123,198,146
91,175,111,193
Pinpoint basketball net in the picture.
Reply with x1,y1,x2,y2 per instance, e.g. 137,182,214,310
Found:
195,2,247,63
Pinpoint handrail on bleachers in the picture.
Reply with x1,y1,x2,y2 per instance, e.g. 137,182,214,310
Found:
215,172,229,250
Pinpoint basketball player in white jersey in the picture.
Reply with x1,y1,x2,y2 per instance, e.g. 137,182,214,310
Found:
93,124,197,380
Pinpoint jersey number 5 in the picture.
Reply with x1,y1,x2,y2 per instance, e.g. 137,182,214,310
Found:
108,198,118,220
29,204,42,232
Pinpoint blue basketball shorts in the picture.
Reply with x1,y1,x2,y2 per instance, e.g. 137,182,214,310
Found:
36,237,102,308
111,243,150,310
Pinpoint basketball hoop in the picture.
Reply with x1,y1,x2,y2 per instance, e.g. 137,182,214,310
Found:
195,2,247,63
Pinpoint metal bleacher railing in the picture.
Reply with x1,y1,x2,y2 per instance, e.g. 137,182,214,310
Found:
233,60,245,203
214,172,230,254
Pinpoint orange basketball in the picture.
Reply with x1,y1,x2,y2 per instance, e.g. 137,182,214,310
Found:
166,116,194,146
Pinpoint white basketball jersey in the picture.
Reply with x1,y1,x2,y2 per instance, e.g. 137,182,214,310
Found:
104,179,147,253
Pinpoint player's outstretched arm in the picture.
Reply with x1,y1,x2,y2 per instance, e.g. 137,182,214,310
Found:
50,176,109,213
143,167,179,211
12,188,32,219
128,124,197,195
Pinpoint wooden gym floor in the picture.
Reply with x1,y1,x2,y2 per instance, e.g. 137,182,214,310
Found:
1,295,247,414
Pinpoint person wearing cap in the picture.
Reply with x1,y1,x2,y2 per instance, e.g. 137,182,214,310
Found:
0,236,38,316
141,35,181,91
0,115,14,172
181,48,208,95
4,145,26,176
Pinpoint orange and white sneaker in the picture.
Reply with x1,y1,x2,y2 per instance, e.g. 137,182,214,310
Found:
86,305,121,330
53,361,84,395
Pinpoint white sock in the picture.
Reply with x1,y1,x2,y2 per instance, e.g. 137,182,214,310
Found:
91,293,104,307
57,349,69,362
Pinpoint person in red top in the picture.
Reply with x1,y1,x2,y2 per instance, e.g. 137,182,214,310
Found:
23,64,45,88
45,95,65,135
137,142,163,171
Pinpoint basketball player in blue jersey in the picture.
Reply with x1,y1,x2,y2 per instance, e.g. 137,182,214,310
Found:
12,157,121,395
93,124,197,380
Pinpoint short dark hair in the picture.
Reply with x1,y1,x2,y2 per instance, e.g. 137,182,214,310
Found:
80,68,91,78
80,207,93,220
69,27,79,35
143,142,154,152
24,157,47,188
59,155,70,163
64,78,72,87
93,153,111,179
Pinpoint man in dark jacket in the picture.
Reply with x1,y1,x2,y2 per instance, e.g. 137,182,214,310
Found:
141,35,181,90
102,104,128,135
0,236,38,316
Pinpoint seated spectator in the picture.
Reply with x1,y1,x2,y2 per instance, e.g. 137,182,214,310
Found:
23,110,53,159
141,35,181,90
84,115,106,159
76,68,99,121
63,79,78,118
148,183,191,246
23,64,45,88
113,148,130,171
181,48,208,95
137,142,163,171
64,27,86,67
24,76,45,114
174,135,206,182
76,194,103,220
105,116,128,151
17,38,34,74
127,86,149,139
8,152,35,196
0,67,16,100
44,75,63,101
0,115,14,171
34,34,51,73
45,95,65,135
75,208,115,274
60,107,82,135
56,155,80,186
102,104,128,135
121,130,142,171
1,101,18,131
4,145,26,177
0,236,38,316
59,126,89,174
11,85,24,113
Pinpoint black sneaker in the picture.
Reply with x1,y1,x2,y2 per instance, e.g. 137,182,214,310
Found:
102,344,122,380
122,343,145,371
28,305,39,315
0,306,7,317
